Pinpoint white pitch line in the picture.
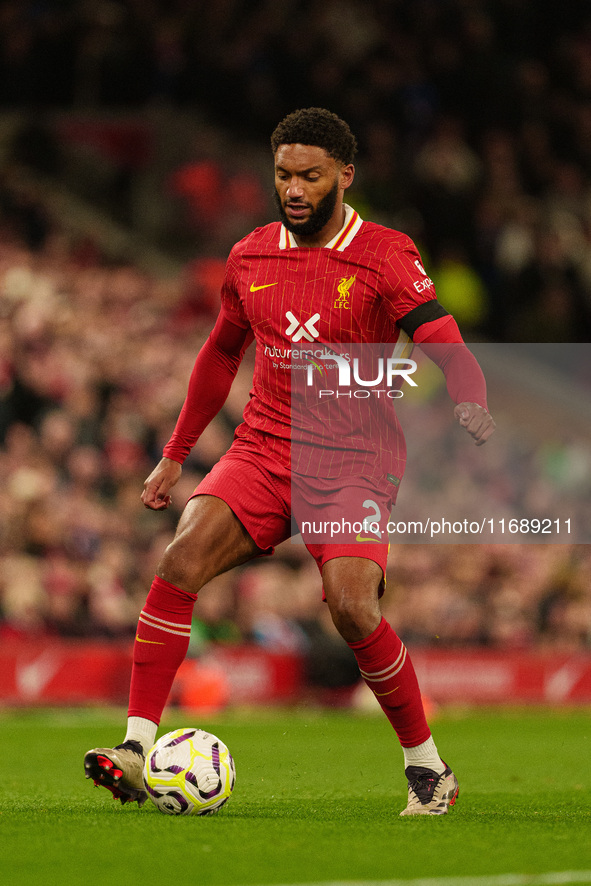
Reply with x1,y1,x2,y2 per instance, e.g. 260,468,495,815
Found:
263,872,591,886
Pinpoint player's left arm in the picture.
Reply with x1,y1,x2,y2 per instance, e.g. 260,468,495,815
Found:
381,239,495,445
399,302,496,447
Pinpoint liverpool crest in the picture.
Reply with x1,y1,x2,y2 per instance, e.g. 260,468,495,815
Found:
334,275,356,309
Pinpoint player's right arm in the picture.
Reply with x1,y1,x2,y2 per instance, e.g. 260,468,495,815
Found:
141,457,183,511
142,309,252,510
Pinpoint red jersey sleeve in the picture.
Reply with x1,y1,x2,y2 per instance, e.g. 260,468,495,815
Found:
415,315,488,410
380,237,438,324
220,246,250,329
378,234,488,410
162,309,253,465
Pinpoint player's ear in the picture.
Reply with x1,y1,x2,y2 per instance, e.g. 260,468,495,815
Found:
340,163,355,190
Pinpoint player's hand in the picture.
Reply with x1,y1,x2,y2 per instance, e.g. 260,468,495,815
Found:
454,402,496,446
141,457,183,510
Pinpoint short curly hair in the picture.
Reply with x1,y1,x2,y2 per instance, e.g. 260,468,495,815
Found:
271,108,358,166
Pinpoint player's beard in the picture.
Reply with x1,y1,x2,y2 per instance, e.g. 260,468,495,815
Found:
274,180,340,237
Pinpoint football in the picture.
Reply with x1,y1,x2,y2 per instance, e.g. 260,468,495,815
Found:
143,727,236,815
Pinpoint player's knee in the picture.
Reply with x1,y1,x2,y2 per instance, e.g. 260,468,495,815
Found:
156,533,206,594
326,589,380,643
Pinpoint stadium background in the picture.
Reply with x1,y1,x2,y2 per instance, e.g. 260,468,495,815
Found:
0,0,590,711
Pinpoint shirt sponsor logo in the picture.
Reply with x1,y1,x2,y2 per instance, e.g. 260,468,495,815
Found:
285,311,321,343
334,274,355,309
412,259,434,294
264,344,349,361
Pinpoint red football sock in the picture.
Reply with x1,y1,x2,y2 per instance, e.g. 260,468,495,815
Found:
348,617,431,747
128,575,197,724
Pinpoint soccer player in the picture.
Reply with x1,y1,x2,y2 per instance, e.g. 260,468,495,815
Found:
84,108,495,815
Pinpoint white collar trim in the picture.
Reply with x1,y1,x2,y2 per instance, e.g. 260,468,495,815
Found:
279,203,363,251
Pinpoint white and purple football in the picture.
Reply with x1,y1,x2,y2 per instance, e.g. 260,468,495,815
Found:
143,728,236,816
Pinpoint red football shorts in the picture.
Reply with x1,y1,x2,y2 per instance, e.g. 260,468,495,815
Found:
190,436,391,595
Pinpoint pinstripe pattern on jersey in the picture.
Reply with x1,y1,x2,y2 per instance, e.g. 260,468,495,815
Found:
218,205,438,481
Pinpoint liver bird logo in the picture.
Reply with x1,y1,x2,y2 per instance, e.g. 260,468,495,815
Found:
334,275,356,309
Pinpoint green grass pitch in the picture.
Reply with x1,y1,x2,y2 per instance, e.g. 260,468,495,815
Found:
0,706,590,886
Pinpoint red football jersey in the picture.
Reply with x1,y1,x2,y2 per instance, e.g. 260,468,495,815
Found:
220,204,438,487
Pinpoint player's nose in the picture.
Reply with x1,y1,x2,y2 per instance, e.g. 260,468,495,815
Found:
286,178,305,199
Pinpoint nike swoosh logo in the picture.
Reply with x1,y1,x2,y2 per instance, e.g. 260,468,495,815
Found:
373,686,400,697
250,282,278,292
135,635,165,645
355,534,382,543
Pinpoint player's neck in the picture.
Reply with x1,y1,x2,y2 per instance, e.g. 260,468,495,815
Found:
293,204,347,248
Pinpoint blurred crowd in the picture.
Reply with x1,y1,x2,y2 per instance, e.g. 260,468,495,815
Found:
1,0,591,666
1,0,591,339
0,205,590,657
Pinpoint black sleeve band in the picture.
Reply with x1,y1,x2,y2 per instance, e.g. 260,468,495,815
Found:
398,299,449,337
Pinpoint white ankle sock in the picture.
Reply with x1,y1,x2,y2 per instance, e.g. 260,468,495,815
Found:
124,717,158,755
403,736,445,774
